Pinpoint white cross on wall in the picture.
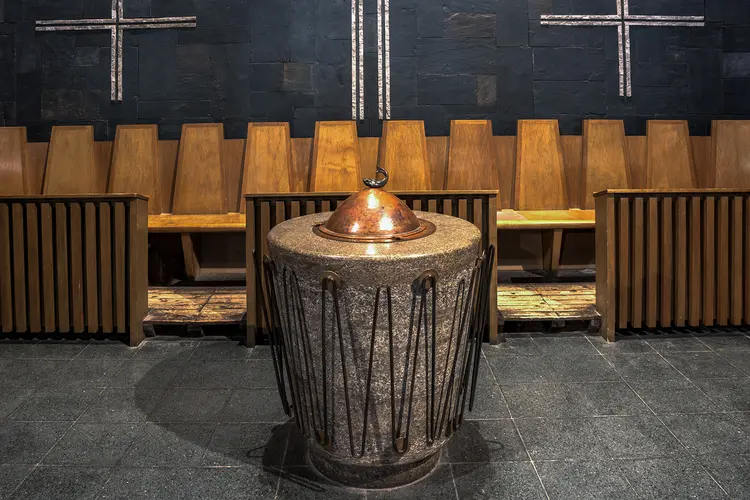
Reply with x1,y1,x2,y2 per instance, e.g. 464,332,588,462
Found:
541,0,704,97
351,0,391,121
36,0,196,101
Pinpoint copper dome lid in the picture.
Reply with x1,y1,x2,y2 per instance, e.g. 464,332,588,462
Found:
313,167,436,243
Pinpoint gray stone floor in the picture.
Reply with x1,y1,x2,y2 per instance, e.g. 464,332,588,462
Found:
0,331,748,499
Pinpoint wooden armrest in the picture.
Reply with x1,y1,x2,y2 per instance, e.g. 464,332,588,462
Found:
148,213,246,232
496,210,596,230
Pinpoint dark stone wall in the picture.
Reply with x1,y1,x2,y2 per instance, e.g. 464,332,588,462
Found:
0,0,748,140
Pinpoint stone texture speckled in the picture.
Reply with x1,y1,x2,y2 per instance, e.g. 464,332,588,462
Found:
267,211,482,488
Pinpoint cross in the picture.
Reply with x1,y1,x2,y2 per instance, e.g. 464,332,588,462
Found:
541,0,704,97
351,0,391,121
36,0,196,101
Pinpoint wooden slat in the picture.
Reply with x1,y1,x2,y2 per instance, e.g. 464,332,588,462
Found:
359,137,380,182
242,123,293,198
128,198,148,346
716,196,729,326
84,203,99,332
631,197,644,328
98,203,113,333
691,136,713,188
446,120,497,190
43,126,96,194
0,205,12,332
595,195,616,341
688,196,702,326
223,139,245,213
94,141,113,193
730,197,743,325
617,197,629,329
27,142,48,195
157,140,179,213
514,120,568,210
703,197,715,325
113,202,127,332
626,136,648,189
561,136,582,209
10,204,27,331
645,197,659,328
25,204,41,332
0,127,30,195
660,198,673,327
646,120,696,189
581,120,630,210
172,124,227,214
68,203,85,333
674,198,687,326
310,121,362,192
109,125,162,214
39,203,56,332
291,138,313,192
181,233,200,280
148,213,246,232
712,120,750,189
380,120,431,190
426,136,449,191
492,136,515,209
54,203,70,331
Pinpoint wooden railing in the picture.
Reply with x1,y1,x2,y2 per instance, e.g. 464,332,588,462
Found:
595,189,750,341
0,195,149,346
245,190,498,346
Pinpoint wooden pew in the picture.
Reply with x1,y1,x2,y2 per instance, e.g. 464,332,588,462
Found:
0,194,149,345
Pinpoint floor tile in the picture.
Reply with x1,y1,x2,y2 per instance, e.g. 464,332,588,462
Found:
535,460,635,500
248,345,274,359
714,350,750,375
446,419,527,463
482,336,542,357
690,377,750,412
452,461,546,500
276,466,365,499
9,387,103,422
220,389,289,423
170,360,247,389
645,336,711,353
3,340,88,360
151,389,232,423
77,387,166,422
663,351,746,380
532,336,600,356
0,359,69,388
51,359,127,387
698,453,750,499
514,418,608,460
77,340,139,359
368,464,456,499
0,340,38,359
502,382,649,418
109,359,184,388
602,353,683,381
0,465,32,499
697,334,750,351
9,466,111,500
620,456,728,500
242,359,285,389
463,371,511,420
191,339,252,360
134,339,199,360
121,422,215,467
548,353,621,382
0,421,71,464
590,415,683,459
629,379,720,415
42,422,141,466
661,413,750,455
594,338,655,354
202,422,287,467
0,387,34,420
486,356,556,384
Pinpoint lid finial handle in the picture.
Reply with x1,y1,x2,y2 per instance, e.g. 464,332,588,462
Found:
363,167,389,189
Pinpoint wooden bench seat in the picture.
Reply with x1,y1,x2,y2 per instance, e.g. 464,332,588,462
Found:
496,209,595,230
148,213,246,233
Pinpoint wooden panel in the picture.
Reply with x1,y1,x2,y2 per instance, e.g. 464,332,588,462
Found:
691,136,713,188
109,125,162,214
359,137,380,182
646,121,696,189
25,204,41,332
128,198,148,346
10,205,26,331
0,127,29,195
514,120,568,210
631,198,644,328
426,136,448,191
243,123,293,196
716,196,730,326
94,141,113,193
291,138,313,192
44,126,96,194
39,204,56,332
660,198,673,326
310,121,362,192
581,120,630,210
688,196,701,326
561,136,582,209
712,120,750,189
493,136,515,209
223,139,245,213
595,195,616,341
730,197,743,325
68,203,85,333
172,124,227,214
674,198,687,326
626,136,647,189
157,140,179,213
446,120,497,190
617,198,629,329
703,197,715,325
27,142,48,195
645,197,659,328
0,205,10,332
54,203,70,330
113,202,127,331
98,204,113,333
379,120,430,190
84,203,99,332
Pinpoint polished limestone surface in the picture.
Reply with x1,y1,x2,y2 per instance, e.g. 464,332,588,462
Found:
0,331,748,499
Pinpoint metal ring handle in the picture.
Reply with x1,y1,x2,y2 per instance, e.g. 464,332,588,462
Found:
363,166,389,189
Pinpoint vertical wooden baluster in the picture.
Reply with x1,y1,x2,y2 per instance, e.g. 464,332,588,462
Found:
290,200,301,219
688,197,702,326
631,197,644,329
26,203,42,333
84,203,99,333
113,202,127,333
40,203,56,332
428,199,437,214
11,204,27,332
55,203,70,332
716,196,730,326
730,196,743,325
660,197,673,327
703,196,715,326
69,203,85,333
99,203,113,334
0,204,12,332
645,197,659,328
674,198,687,327
617,197,630,329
